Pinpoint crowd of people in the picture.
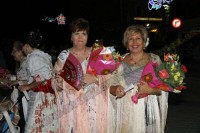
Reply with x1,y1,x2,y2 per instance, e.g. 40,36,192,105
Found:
0,17,168,133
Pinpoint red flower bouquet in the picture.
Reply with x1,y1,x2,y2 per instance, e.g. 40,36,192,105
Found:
86,40,122,76
131,53,187,104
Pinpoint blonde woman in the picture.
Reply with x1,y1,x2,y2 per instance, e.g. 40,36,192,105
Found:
109,25,168,133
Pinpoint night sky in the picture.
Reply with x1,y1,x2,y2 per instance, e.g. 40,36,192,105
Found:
0,0,122,47
0,0,122,71
1,0,200,46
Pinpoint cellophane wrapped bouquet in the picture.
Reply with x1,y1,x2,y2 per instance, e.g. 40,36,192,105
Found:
132,53,187,104
87,40,122,76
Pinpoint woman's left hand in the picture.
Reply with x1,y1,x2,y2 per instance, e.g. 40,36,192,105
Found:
137,80,161,95
137,81,153,94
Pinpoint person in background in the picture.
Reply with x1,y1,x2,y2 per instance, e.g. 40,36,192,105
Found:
0,40,28,133
51,18,110,133
109,25,168,133
9,40,29,132
18,29,58,132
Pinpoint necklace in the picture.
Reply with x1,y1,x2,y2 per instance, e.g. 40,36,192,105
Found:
71,47,87,56
129,52,145,66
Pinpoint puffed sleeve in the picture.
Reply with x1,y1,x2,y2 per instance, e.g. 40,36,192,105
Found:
51,50,69,92
150,53,162,65
27,54,52,83
57,50,69,64
107,63,125,87
108,53,127,88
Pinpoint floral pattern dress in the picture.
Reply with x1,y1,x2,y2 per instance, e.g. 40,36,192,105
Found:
52,49,110,133
24,49,58,133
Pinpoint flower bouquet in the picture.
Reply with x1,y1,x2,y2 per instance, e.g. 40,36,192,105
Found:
131,53,187,104
86,40,122,76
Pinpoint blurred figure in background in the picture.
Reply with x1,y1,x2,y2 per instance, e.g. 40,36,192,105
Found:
18,29,58,133
8,40,29,132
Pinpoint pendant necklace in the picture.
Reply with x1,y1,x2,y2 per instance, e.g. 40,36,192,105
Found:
130,53,145,66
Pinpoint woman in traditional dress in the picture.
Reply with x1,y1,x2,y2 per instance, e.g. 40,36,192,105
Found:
51,18,110,133
10,40,29,132
18,30,58,133
109,25,168,133
0,41,28,132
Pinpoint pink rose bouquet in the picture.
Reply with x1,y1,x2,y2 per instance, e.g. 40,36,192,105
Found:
87,40,122,76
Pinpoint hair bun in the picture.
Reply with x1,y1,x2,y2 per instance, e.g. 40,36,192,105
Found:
27,29,44,48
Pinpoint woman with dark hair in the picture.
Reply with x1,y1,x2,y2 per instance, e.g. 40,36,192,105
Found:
18,29,58,132
52,18,110,133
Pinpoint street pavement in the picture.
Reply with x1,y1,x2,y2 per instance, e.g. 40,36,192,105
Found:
166,62,200,133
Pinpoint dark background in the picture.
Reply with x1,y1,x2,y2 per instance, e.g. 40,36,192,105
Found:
1,0,200,46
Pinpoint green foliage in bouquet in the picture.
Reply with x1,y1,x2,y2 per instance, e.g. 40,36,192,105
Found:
155,53,187,93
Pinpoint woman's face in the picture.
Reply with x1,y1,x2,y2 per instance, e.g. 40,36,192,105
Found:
22,44,29,55
127,32,144,54
71,30,88,47
11,47,24,62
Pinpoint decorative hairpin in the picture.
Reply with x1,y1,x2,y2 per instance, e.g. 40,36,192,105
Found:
42,14,66,25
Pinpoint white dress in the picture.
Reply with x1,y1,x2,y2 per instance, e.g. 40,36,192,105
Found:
24,49,58,133
108,53,168,133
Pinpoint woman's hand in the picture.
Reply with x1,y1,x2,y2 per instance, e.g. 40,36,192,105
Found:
0,78,12,89
83,74,98,86
137,81,161,95
54,69,64,91
18,85,30,92
110,85,126,98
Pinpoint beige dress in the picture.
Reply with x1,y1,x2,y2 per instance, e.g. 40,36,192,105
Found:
108,53,168,133
52,49,111,133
